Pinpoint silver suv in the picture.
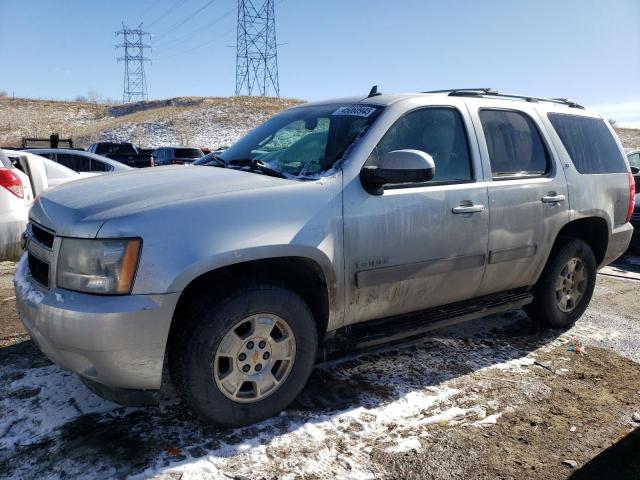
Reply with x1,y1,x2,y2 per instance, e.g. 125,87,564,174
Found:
15,88,636,426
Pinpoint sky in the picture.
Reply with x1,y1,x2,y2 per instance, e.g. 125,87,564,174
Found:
1,0,639,124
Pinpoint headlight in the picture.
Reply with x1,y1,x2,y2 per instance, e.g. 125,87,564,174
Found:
57,238,141,295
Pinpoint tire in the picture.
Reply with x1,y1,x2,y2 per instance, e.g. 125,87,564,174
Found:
170,284,318,427
525,238,596,328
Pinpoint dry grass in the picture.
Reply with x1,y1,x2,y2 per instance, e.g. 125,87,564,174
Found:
614,128,640,150
0,96,301,148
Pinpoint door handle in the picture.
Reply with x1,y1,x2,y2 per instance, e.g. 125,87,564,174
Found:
541,194,566,204
452,204,485,214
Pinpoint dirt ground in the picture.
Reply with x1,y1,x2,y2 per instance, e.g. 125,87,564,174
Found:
0,262,26,346
0,259,639,479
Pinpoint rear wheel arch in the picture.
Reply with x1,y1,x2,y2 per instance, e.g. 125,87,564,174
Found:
550,217,609,267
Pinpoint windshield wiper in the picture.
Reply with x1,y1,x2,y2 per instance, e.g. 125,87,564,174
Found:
227,158,286,179
250,159,287,178
205,154,227,167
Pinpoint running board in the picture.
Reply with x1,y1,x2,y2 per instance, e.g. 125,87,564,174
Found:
319,289,533,361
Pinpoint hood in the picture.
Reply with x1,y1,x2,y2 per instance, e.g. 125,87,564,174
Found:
29,166,291,237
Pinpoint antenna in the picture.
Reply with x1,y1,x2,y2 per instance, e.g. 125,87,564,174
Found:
368,85,381,97
235,0,280,97
116,23,152,103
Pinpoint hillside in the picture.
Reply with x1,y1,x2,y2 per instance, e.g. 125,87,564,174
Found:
1,96,639,150
0,96,300,150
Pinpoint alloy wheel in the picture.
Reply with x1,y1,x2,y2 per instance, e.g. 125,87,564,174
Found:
213,314,296,403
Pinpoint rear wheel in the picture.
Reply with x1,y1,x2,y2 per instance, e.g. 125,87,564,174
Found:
171,285,318,426
526,238,596,328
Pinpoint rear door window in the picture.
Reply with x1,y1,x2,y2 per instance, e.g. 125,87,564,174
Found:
548,113,627,174
480,109,549,179
90,159,109,172
626,152,639,169
57,153,90,172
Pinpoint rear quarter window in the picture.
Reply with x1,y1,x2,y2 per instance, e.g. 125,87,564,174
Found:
548,113,627,174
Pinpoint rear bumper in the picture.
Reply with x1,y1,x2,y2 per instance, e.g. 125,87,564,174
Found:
14,255,180,391
601,222,634,266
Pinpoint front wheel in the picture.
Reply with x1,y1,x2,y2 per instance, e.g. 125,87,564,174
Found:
171,285,318,426
525,238,597,328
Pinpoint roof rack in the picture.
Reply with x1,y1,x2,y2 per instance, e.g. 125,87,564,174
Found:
422,88,584,109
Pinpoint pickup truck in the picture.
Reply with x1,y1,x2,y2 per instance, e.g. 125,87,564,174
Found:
15,88,635,427
87,142,153,168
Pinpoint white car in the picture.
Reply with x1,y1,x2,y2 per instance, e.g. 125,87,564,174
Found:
26,148,132,174
0,149,34,261
0,149,92,261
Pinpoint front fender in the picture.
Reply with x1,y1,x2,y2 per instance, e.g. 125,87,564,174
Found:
167,244,338,294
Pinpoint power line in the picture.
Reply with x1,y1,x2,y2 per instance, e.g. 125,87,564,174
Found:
154,0,219,38
146,0,190,27
133,0,164,22
154,6,235,50
159,26,235,59
115,23,152,103
236,0,280,97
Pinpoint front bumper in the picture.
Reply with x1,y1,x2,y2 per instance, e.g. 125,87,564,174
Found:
14,254,180,391
601,222,634,266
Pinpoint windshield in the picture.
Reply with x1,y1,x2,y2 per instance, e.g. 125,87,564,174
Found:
219,103,383,178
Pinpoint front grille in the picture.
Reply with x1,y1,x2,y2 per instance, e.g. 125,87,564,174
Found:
31,223,54,249
28,253,49,287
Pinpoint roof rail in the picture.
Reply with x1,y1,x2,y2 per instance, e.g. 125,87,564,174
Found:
423,88,498,95
422,88,584,109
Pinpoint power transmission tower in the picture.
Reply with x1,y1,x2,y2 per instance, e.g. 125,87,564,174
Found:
115,23,151,103
235,0,280,97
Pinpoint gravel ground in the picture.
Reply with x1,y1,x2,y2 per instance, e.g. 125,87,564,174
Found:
0,257,639,479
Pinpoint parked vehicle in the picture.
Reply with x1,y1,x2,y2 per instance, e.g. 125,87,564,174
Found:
1,149,90,261
26,149,132,174
630,195,640,249
0,149,34,261
87,142,153,168
15,88,635,427
627,149,640,168
136,148,155,160
627,149,640,186
4,150,95,188
627,150,640,248
152,147,203,165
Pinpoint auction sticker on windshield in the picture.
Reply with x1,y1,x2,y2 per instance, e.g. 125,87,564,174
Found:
332,105,377,117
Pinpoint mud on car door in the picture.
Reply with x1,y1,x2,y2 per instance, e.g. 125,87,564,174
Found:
343,101,490,325
469,103,569,297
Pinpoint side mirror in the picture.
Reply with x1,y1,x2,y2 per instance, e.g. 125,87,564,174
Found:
361,149,435,195
631,166,639,175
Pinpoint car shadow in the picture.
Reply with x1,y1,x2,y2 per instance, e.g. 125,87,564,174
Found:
610,252,640,274
569,427,640,480
0,309,562,478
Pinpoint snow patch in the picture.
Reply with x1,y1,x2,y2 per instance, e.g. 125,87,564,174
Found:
474,413,502,426
12,256,44,306
385,436,422,453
